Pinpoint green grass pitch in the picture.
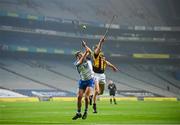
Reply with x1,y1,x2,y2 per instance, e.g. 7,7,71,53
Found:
1,101,180,124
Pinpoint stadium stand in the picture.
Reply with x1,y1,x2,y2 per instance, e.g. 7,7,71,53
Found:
0,57,77,95
108,72,170,97
0,65,53,90
0,0,178,26
1,31,180,57
0,88,27,97
121,64,180,94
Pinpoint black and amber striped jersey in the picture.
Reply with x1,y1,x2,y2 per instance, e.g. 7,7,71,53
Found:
92,52,106,74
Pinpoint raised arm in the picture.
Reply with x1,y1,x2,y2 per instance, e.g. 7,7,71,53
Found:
82,40,93,57
105,60,118,72
82,41,92,52
77,45,90,65
94,37,105,55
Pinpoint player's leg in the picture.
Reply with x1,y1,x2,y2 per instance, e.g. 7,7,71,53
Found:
72,80,85,120
84,87,91,111
92,74,99,113
113,94,117,104
93,74,106,113
98,73,106,95
89,77,95,105
77,90,84,113
93,82,105,113
82,78,94,119
89,79,94,105
89,89,93,105
93,80,99,113
93,80,99,102
82,86,91,119
93,74,100,99
99,82,105,95
110,94,113,104
72,89,84,120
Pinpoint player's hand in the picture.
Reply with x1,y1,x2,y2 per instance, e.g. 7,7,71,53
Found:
85,46,90,52
85,46,91,52
113,67,118,72
100,36,105,43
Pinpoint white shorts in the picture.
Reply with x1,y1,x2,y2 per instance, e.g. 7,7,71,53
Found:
94,73,106,84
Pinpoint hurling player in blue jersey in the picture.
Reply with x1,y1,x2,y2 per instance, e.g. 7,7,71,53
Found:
72,41,94,120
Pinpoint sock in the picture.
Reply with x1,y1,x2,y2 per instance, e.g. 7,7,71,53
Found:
77,109,81,114
114,98,117,104
90,95,93,99
110,98,112,104
93,103,96,109
84,108,88,113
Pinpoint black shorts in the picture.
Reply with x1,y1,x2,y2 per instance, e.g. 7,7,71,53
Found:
109,91,115,96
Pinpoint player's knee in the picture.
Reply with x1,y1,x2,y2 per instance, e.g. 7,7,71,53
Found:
99,90,104,95
99,87,104,95
78,95,83,100
95,88,98,93
84,91,89,98
84,94,89,99
95,89,99,95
